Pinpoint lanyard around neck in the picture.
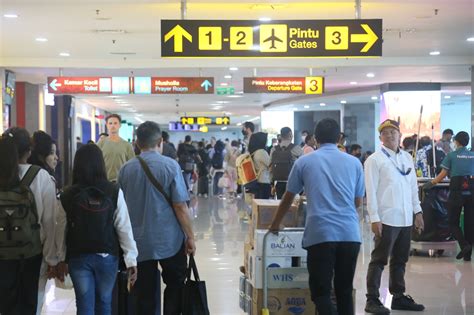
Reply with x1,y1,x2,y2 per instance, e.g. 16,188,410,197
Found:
381,147,412,176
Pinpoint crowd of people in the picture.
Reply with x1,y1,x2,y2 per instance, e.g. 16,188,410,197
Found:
0,112,472,315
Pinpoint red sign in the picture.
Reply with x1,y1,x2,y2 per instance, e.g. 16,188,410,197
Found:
151,77,214,94
47,77,112,94
244,77,324,94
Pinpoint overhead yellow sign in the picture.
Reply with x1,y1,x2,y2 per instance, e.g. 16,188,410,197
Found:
161,19,382,58
180,116,231,126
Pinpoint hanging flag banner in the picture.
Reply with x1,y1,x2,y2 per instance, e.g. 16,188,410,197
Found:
244,77,324,94
161,19,382,58
151,77,214,94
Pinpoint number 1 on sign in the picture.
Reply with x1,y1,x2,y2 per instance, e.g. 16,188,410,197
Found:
199,27,222,50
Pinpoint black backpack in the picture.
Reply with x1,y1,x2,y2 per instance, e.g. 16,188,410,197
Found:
60,183,120,258
211,151,224,169
0,165,42,260
271,144,295,181
179,145,196,173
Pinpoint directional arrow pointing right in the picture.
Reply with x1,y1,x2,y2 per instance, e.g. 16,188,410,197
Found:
350,24,378,53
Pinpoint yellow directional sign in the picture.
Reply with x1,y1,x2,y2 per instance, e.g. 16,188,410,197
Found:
161,19,382,57
181,116,230,126
164,24,193,53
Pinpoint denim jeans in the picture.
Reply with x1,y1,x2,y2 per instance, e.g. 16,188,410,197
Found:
68,254,119,315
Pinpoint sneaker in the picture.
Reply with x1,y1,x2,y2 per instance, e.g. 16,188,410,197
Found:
391,295,425,311
365,298,391,314
456,244,472,260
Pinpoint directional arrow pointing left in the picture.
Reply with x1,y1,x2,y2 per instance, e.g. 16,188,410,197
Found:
201,80,213,92
49,79,62,91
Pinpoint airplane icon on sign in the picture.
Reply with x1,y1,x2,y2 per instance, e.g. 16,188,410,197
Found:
263,28,283,49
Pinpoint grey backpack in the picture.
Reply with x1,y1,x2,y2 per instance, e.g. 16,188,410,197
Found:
0,165,42,260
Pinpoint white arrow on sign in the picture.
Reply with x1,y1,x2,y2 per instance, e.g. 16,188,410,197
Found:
49,79,62,91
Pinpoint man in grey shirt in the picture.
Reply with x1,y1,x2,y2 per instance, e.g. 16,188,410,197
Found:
119,121,196,314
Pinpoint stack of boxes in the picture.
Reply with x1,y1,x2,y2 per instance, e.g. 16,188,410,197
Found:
239,199,314,315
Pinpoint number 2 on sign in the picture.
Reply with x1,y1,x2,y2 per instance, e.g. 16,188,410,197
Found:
230,27,253,50
305,77,324,95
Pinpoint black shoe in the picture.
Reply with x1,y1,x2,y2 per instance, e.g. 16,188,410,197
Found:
464,250,472,261
365,298,391,314
456,244,472,260
391,295,425,311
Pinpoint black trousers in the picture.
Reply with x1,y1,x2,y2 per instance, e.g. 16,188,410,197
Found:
366,225,411,299
307,242,360,315
134,245,187,315
0,254,42,315
447,191,474,248
275,181,287,199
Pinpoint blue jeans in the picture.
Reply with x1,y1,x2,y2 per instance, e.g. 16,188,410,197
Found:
68,254,119,315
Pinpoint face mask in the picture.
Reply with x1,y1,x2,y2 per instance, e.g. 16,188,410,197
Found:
302,136,306,143
355,153,362,158
242,130,248,136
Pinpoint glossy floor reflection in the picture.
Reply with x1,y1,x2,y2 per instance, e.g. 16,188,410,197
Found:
42,195,473,315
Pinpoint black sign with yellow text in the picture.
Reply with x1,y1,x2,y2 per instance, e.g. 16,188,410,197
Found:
180,116,231,126
161,19,382,58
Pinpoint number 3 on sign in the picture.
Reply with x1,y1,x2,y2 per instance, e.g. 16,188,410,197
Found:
325,26,348,50
305,77,324,95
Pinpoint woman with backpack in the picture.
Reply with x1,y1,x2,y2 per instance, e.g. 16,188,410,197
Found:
56,144,138,315
248,132,272,199
0,128,58,315
27,130,61,315
211,140,226,196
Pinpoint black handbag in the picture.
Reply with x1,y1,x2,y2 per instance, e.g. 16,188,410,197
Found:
182,255,210,315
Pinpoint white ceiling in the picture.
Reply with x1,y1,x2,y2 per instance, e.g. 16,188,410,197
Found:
1,0,473,124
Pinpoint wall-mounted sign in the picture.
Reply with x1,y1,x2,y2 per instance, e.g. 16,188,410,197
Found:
244,77,324,94
152,77,214,94
161,19,382,58
180,116,230,125
48,77,112,94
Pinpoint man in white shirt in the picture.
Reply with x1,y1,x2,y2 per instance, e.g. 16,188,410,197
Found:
364,119,425,314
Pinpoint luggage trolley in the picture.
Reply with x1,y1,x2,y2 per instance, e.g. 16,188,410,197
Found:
261,228,306,315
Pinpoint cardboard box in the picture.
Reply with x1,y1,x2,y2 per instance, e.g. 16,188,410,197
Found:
248,251,292,289
252,199,299,230
266,267,309,289
251,287,315,315
253,229,307,257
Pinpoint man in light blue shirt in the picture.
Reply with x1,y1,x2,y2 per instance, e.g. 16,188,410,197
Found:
119,121,196,315
270,118,364,315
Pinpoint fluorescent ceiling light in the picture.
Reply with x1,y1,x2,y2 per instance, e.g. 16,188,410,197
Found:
217,101,230,104
444,95,451,99
319,103,326,106
340,100,347,104
224,75,232,79
465,91,472,95
304,105,310,109
259,17,272,22
3,14,18,18
227,95,242,98
244,115,250,118
466,37,474,42
371,96,378,100
135,117,144,123
236,122,242,126
135,113,144,117
429,51,440,56
349,81,357,85
366,73,375,78
59,52,70,57
220,83,228,86
221,127,228,130
229,67,239,71
35,37,48,42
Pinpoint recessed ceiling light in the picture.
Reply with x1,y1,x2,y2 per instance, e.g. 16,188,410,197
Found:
59,52,70,57
224,75,232,79
444,95,451,99
221,126,228,131
319,103,326,106
217,101,230,104
119,104,131,107
304,105,310,109
350,81,357,85
465,91,472,95
227,95,242,98
236,122,242,126
467,37,474,42
371,96,378,100
3,14,18,18
366,73,375,78
259,17,272,22
340,100,347,104
429,51,440,56
220,83,228,86
35,37,48,42
229,67,239,71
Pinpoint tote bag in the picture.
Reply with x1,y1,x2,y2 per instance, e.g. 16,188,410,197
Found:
182,255,210,315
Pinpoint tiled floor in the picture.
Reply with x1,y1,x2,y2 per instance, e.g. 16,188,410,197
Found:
42,195,473,315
